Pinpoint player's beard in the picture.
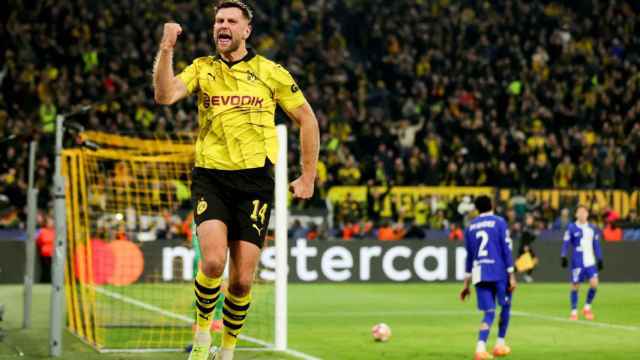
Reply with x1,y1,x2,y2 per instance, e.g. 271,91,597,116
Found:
215,34,241,55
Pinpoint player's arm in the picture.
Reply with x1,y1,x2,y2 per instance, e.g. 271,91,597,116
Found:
153,23,188,105
501,223,517,292
460,228,472,301
561,227,570,268
594,226,604,270
283,101,320,199
501,224,515,273
274,64,320,199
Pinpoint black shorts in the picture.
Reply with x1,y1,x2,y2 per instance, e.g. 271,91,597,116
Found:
191,164,274,248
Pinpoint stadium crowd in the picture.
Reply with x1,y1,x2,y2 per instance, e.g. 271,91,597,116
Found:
322,190,640,242
1,1,640,237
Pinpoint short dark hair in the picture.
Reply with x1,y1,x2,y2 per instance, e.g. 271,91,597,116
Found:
215,0,253,22
576,204,589,212
474,195,493,213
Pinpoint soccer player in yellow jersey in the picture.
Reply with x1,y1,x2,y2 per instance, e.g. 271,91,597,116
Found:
153,1,320,359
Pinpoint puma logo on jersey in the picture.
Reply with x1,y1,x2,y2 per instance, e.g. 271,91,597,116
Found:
252,224,263,236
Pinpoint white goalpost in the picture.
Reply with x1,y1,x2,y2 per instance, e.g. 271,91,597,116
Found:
53,123,313,357
274,124,289,352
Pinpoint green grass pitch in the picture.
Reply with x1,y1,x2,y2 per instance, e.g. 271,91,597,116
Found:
1,282,639,359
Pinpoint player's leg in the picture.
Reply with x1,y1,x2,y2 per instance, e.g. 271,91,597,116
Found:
583,268,599,320
493,281,512,357
191,220,225,334
189,219,228,360
474,283,497,360
189,170,232,358
216,193,271,359
195,220,227,327
569,268,581,320
217,240,261,360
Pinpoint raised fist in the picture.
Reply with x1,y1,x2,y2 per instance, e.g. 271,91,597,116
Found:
160,23,182,50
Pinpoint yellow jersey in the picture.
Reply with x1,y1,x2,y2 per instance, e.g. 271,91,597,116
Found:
177,49,306,170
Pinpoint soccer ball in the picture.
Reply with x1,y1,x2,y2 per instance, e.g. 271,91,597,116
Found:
371,323,392,342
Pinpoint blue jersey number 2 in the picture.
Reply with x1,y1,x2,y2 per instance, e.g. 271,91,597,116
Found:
477,230,489,257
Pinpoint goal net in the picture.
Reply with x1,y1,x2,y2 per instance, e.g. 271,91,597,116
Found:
62,128,288,353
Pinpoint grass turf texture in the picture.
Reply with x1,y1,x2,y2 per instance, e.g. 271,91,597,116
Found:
1,283,639,359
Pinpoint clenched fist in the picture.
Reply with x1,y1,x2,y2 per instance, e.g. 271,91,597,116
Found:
160,23,182,50
289,175,315,199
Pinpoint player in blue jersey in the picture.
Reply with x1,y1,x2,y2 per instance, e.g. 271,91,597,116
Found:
460,195,516,360
561,205,603,321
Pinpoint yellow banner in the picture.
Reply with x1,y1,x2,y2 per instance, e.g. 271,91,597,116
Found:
329,187,640,219
328,186,494,218
499,189,640,218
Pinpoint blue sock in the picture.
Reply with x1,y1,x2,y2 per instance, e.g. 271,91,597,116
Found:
570,289,578,310
498,305,511,338
586,287,597,305
478,311,495,343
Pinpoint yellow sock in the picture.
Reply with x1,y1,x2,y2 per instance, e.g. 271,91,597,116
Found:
221,291,251,349
194,272,222,332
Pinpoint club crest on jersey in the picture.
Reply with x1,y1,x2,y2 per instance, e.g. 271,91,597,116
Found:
247,71,257,81
291,84,299,93
197,198,208,215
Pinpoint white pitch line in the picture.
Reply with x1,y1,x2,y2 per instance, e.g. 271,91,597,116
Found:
291,309,477,318
283,347,323,360
94,286,193,323
292,308,639,333
93,286,321,359
512,310,640,332
100,348,184,353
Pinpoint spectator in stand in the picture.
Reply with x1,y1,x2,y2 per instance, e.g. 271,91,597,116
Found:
336,192,360,225
341,221,358,240
552,208,572,230
413,195,430,229
35,214,55,282
366,180,391,224
603,210,623,242
377,220,405,241
289,219,309,240
306,222,320,241
448,223,463,242
337,156,361,185
404,220,425,239
517,214,539,283
429,209,449,231
554,156,575,188
457,196,474,218
620,210,640,241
